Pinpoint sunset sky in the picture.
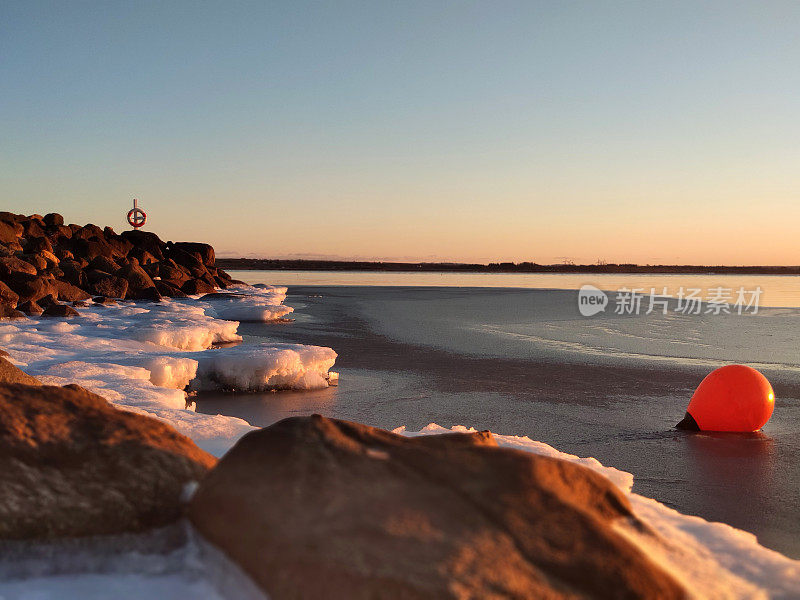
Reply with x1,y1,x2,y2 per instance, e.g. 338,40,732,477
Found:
2,1,799,264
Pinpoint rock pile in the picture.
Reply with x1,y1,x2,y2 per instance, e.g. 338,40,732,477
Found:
0,211,240,318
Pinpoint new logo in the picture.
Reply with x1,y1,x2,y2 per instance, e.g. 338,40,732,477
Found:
578,284,608,317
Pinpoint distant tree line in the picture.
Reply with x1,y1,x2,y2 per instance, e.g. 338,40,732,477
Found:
216,258,800,275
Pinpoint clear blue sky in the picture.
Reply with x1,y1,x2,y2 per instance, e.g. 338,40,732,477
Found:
2,1,799,264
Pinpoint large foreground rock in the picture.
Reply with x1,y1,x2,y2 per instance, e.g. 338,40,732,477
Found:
0,381,216,539
189,415,684,599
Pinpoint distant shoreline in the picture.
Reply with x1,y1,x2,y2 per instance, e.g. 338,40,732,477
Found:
217,258,800,276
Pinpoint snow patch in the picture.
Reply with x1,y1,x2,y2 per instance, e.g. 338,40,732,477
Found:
199,285,294,322
143,356,199,390
192,343,338,392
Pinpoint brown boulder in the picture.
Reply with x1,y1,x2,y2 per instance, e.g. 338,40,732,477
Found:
39,249,60,267
88,255,119,274
6,274,56,305
0,281,19,307
182,278,216,295
42,303,80,318
129,247,158,265
72,224,105,241
53,279,91,302
156,281,189,298
17,300,43,315
57,260,87,287
5,240,24,254
90,274,128,299
37,293,58,307
43,213,64,228
0,305,26,320
0,383,216,539
53,224,73,239
0,256,38,277
159,260,192,286
53,246,74,261
18,252,48,272
0,220,21,244
24,236,53,254
141,261,160,279
0,358,42,385
172,242,215,267
199,271,217,287
85,267,111,283
120,230,165,261
189,416,684,600
104,235,134,259
21,218,45,239
133,286,162,302
72,237,114,261
169,247,207,276
117,259,156,295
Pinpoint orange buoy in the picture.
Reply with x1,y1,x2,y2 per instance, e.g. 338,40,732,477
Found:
676,365,774,432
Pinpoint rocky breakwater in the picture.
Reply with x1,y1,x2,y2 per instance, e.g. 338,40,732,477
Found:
0,211,241,318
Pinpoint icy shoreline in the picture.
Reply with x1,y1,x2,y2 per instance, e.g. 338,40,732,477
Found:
0,285,336,456
1,288,798,598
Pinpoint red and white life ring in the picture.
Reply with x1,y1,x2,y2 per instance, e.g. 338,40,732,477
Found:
127,202,147,228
